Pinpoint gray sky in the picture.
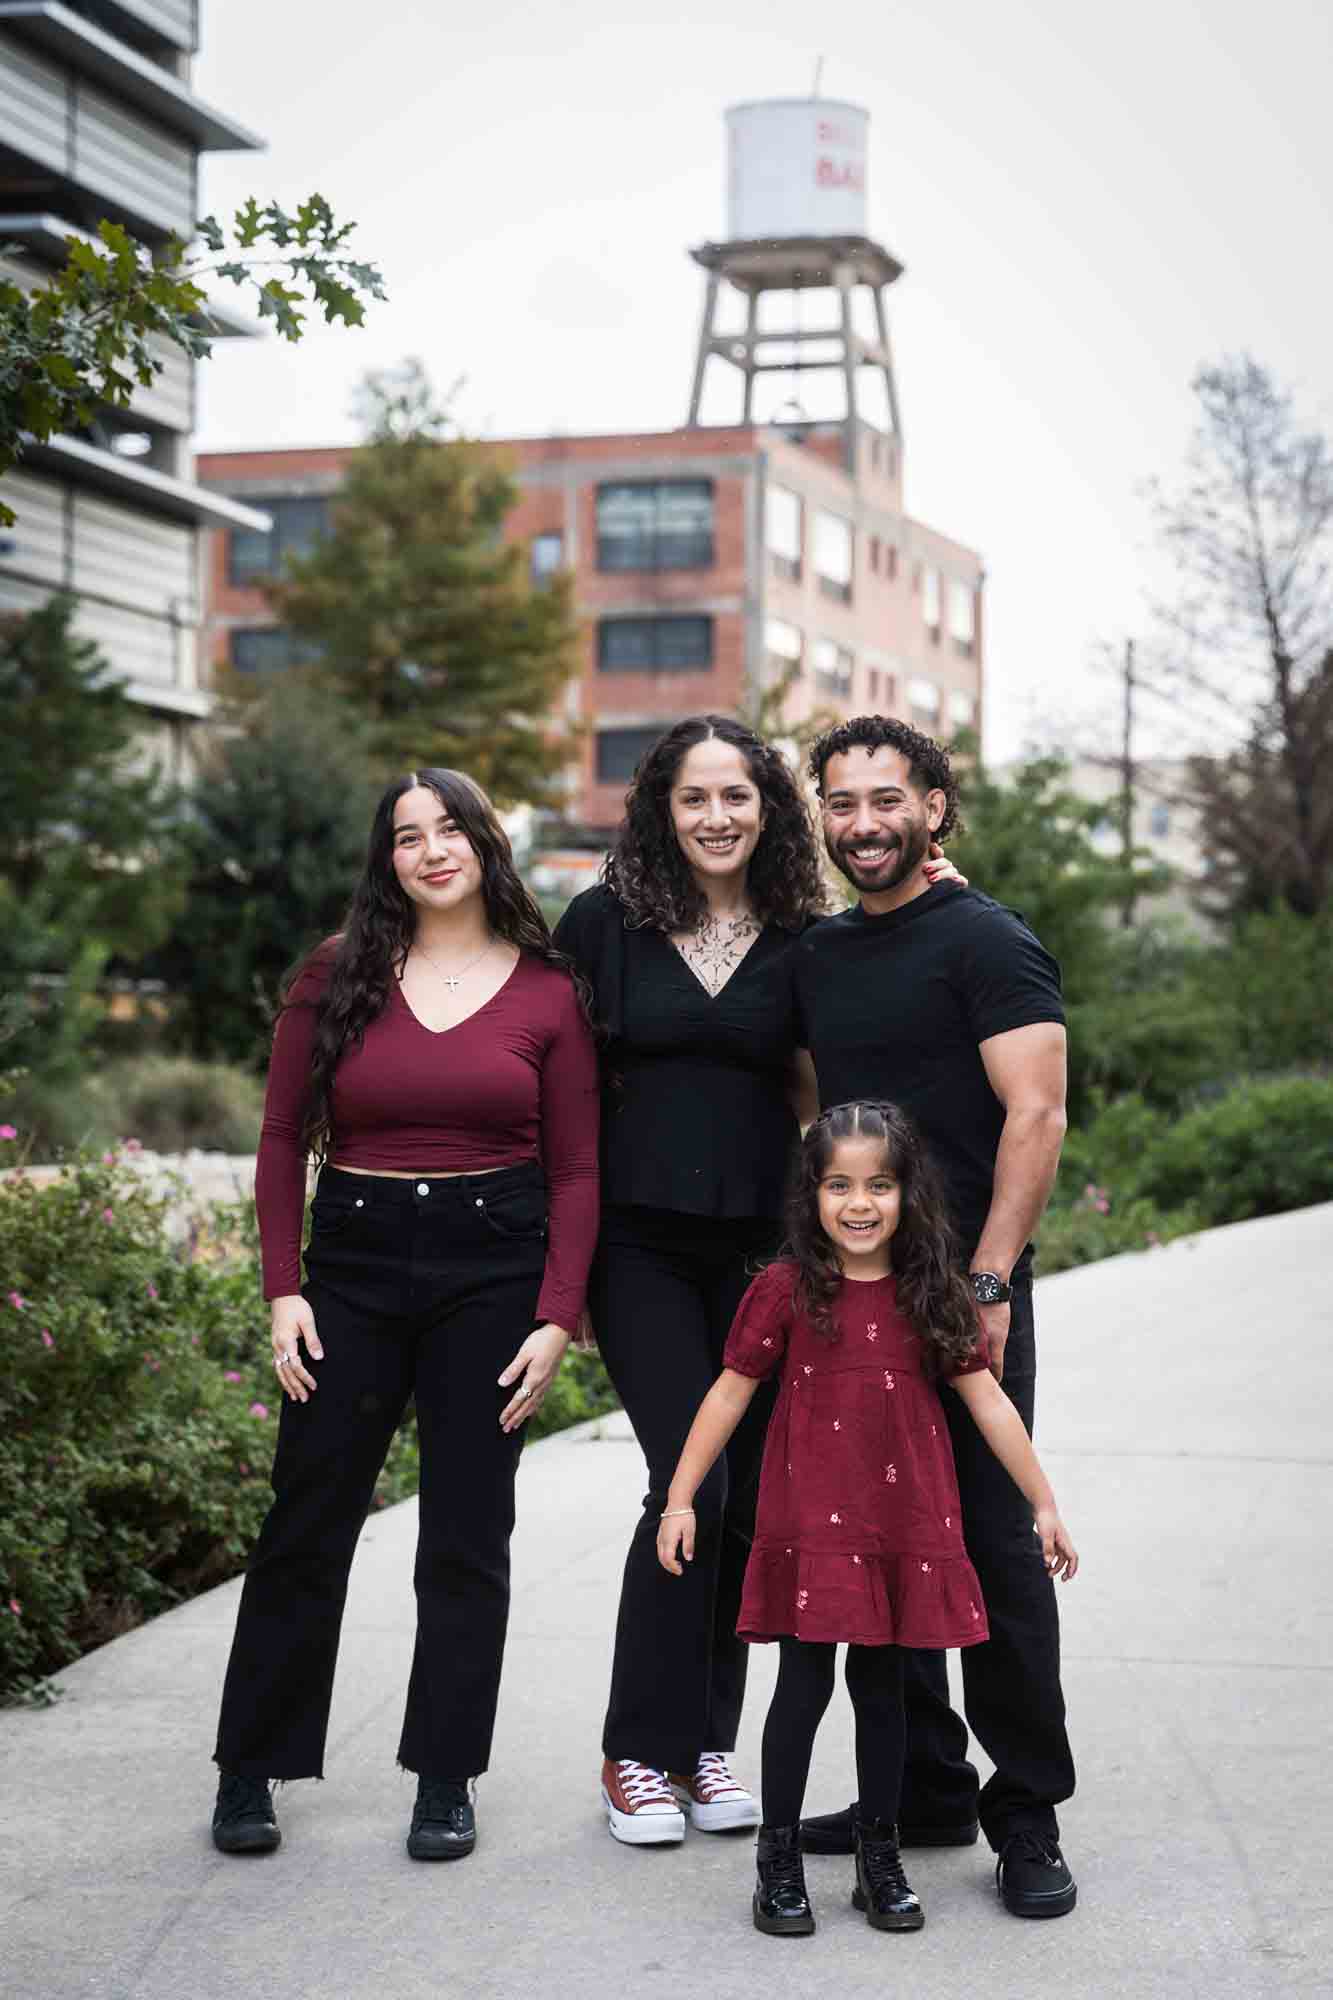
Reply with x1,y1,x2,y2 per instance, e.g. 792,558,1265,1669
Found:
193,0,1333,762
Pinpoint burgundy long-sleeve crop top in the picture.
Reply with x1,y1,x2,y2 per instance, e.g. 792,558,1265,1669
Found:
253,945,600,1328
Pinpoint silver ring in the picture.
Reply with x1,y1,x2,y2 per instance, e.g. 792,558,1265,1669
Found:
277,1353,297,1369
517,1384,531,1399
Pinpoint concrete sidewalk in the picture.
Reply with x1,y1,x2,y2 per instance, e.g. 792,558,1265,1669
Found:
3,1204,1329,2000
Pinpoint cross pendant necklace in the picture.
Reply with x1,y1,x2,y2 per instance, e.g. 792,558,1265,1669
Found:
415,935,496,992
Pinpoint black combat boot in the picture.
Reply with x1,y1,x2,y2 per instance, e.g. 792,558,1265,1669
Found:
212,1771,281,1854
753,1823,816,1936
852,1812,925,1931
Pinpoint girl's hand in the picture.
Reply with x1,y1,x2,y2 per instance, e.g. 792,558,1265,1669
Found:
924,840,968,889
271,1293,322,1403
657,1507,696,1576
498,1322,570,1432
1035,1506,1078,1580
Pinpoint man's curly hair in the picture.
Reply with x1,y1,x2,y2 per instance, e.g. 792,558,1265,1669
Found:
807,715,963,842
604,714,826,933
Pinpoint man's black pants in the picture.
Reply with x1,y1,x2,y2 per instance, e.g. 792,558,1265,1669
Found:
589,1205,776,1775
901,1275,1076,1847
214,1164,545,1783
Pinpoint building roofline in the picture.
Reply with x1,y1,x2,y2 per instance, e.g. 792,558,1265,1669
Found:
0,3,262,150
87,0,197,55
25,435,271,528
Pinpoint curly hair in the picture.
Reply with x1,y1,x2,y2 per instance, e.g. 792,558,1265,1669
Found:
782,1100,980,1375
807,715,963,842
288,768,592,1161
603,714,826,932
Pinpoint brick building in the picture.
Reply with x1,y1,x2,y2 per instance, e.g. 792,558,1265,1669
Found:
197,413,983,836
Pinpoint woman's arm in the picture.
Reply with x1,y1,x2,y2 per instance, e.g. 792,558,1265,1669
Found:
656,1368,761,1574
950,1370,1079,1578
788,1047,820,1131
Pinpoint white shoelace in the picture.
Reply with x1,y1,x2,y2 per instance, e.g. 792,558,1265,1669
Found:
615,1760,676,1808
695,1752,747,1800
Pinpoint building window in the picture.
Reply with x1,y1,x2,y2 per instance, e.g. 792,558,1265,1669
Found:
597,615,713,672
908,676,941,729
596,481,713,571
812,637,854,699
922,566,941,635
229,627,323,674
949,581,976,657
1149,802,1171,838
764,617,803,687
814,510,854,602
869,535,880,574
948,689,976,730
766,485,803,580
531,533,563,581
867,667,880,705
228,496,330,587
885,544,898,580
595,724,670,783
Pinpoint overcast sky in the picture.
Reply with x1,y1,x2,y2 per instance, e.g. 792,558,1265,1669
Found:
193,0,1333,762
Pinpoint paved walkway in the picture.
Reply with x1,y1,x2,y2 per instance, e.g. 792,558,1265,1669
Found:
4,1205,1329,2000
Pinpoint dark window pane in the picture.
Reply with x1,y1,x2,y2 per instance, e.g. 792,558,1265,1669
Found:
598,615,712,671
227,495,331,586
596,481,713,572
230,627,322,674
595,725,671,783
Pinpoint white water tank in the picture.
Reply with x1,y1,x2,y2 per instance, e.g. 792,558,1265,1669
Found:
726,98,869,241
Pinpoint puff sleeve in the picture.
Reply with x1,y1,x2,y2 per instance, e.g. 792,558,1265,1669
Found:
723,1260,798,1380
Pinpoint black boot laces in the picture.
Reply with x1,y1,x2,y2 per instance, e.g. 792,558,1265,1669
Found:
416,1778,471,1824
861,1829,911,1899
996,1828,1061,1890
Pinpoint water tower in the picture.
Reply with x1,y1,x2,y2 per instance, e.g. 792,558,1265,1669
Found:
687,98,903,468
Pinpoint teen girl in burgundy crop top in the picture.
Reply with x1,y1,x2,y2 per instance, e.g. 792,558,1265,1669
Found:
211,768,599,1862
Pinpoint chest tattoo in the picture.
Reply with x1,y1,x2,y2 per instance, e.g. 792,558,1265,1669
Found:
673,912,761,996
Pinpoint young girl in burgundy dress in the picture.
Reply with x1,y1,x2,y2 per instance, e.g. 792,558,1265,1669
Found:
657,1100,1077,1939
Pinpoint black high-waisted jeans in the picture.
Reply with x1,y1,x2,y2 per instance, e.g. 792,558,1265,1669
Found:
214,1162,546,1782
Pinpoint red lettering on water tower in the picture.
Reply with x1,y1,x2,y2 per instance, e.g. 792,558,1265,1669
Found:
816,156,865,191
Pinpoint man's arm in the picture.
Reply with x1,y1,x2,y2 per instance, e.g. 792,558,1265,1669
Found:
972,1020,1068,1378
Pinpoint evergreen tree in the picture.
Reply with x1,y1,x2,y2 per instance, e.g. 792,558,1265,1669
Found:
271,360,580,808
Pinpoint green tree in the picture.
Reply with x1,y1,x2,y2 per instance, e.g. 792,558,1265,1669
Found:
272,360,581,808
152,683,382,1068
1,198,385,525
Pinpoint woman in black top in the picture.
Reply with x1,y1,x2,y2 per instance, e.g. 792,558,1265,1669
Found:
554,714,960,1846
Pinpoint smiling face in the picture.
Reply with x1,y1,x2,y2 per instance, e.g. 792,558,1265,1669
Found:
816,1134,902,1273
390,783,484,914
820,745,944,908
668,738,765,891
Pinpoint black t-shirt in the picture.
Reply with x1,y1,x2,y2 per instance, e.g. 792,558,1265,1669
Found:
555,884,802,1221
792,885,1065,1256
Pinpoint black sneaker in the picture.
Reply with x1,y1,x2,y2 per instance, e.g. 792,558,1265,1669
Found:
801,1801,979,1854
212,1772,281,1854
407,1776,476,1860
995,1829,1077,1918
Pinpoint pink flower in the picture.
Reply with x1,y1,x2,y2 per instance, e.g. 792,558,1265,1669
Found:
1145,1231,1161,1248
101,1208,115,1224
143,1354,161,1372
829,1510,841,1524
248,1402,269,1420
8,1291,26,1310
8,1598,19,1615
238,1462,251,1477
102,1151,117,1166
1084,1182,1097,1198
40,1328,55,1350
146,1281,159,1302
796,1589,809,1611
0,1124,16,1141
223,1370,242,1383
123,1137,143,1154
885,1464,897,1483
920,1561,932,1574
1095,1198,1110,1215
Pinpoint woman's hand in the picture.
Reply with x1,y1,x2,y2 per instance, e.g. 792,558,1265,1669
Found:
571,1308,598,1354
498,1321,570,1432
656,1506,696,1576
1034,1506,1079,1580
271,1293,322,1404
924,840,968,889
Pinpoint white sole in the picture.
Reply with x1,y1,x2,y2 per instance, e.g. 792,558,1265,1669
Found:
669,1786,762,1833
601,1786,685,1845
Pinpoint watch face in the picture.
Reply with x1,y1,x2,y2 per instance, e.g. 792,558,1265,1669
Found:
972,1272,1006,1305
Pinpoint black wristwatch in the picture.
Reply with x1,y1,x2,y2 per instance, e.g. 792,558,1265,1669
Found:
969,1270,1012,1307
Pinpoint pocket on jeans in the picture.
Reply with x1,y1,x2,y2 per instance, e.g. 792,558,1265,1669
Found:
309,1200,361,1238
476,1186,547,1240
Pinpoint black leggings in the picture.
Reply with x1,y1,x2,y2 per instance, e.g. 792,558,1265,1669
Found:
762,1639,907,1829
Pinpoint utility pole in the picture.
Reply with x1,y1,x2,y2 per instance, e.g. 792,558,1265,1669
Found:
1120,637,1136,928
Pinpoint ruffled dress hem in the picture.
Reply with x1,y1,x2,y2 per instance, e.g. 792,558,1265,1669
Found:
737,1545,989,1651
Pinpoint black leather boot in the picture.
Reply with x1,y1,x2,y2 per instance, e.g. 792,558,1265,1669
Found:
753,1823,816,1936
852,1813,925,1931
406,1776,476,1860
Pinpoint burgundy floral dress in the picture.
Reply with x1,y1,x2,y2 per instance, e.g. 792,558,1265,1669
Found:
724,1261,991,1649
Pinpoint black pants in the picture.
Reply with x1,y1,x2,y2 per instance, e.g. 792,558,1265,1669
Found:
214,1163,545,1782
590,1206,777,1774
902,1275,1075,1846
763,1641,907,1829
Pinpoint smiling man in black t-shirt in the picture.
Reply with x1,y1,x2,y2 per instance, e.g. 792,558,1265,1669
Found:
792,715,1078,1920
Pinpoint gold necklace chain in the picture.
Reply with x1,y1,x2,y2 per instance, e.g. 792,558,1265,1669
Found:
413,934,496,993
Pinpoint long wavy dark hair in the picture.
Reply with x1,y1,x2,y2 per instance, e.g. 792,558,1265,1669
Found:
603,714,826,932
783,1101,980,1374
289,768,590,1161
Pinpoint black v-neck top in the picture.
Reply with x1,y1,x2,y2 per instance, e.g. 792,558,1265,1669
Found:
554,884,802,1221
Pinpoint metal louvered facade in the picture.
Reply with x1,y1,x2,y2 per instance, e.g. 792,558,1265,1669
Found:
0,1,263,766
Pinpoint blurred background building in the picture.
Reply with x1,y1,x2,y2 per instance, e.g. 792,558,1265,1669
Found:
0,0,267,775
197,96,985,840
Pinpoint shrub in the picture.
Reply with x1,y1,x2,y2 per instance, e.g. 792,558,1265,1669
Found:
2,1056,266,1161
1134,1075,1333,1226
0,1146,616,1703
1037,1185,1199,1276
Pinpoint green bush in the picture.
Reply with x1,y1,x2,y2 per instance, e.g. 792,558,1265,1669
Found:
1037,1186,1199,1275
1134,1075,1333,1226
0,1147,616,1703
2,1055,266,1161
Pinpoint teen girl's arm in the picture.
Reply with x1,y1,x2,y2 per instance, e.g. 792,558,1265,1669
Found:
656,1370,762,1574
254,953,332,1404
949,1368,1079,1579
